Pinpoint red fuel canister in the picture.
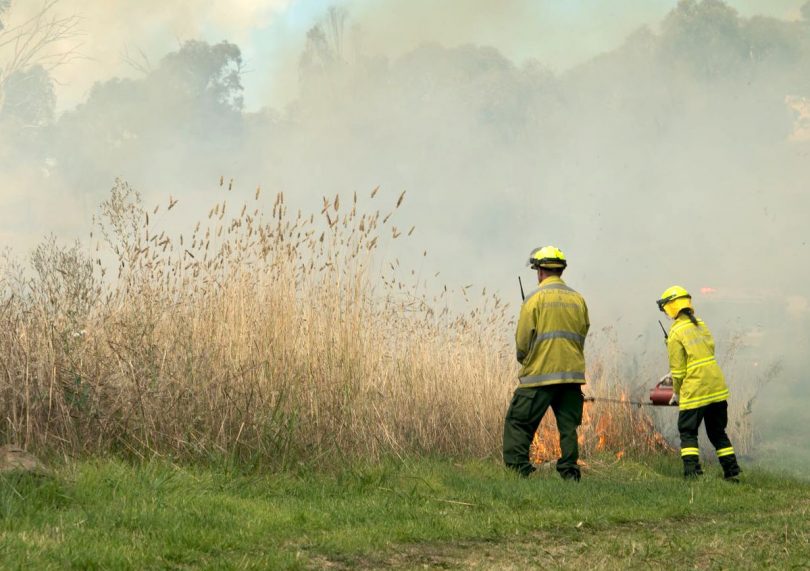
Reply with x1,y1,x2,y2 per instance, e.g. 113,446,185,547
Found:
649,382,675,406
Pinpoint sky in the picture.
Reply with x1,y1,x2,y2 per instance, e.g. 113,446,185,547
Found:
14,0,806,112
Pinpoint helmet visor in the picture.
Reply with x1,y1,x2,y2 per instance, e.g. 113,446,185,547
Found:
526,247,543,268
656,294,690,313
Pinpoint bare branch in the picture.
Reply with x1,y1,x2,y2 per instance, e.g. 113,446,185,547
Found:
0,0,82,103
121,44,152,76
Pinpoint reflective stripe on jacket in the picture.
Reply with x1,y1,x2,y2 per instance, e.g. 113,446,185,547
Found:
515,276,589,388
667,315,729,411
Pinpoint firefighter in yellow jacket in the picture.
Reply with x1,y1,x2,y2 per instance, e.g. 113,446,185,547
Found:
503,246,589,480
657,286,742,480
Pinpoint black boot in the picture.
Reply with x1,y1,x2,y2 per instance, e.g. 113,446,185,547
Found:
558,468,581,482
683,456,703,478
506,463,536,478
720,455,741,482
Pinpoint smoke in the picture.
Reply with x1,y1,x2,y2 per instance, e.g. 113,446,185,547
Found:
1,0,810,470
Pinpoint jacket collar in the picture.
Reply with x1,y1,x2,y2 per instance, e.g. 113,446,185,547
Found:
539,275,565,287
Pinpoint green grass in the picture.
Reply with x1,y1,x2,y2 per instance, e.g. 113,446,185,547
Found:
1,455,809,570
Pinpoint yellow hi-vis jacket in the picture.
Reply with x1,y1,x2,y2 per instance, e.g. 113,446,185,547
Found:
515,276,589,388
667,314,729,411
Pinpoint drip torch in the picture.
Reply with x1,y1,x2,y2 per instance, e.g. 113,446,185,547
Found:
584,382,674,408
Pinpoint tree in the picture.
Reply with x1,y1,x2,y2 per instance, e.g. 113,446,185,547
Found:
48,40,245,191
300,6,348,77
155,40,244,112
0,0,80,110
0,0,11,30
659,0,748,79
60,39,245,137
0,63,54,127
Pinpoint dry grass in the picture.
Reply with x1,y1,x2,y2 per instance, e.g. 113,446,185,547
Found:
0,179,695,467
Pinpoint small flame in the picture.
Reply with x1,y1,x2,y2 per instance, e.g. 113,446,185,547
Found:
700,287,717,294
529,389,672,464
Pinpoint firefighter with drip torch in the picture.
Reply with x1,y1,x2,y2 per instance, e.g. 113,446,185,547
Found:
503,246,589,480
657,286,742,481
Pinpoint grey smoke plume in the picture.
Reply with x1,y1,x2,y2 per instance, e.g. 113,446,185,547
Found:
1,0,809,470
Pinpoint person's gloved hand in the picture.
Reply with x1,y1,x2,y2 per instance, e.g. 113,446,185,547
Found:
659,372,674,387
669,392,679,406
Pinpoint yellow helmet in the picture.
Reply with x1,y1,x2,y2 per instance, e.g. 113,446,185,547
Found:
656,285,693,319
527,245,567,270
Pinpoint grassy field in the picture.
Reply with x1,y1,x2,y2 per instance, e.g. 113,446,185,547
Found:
1,455,808,570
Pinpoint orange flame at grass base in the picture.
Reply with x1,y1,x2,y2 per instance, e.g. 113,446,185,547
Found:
529,392,672,464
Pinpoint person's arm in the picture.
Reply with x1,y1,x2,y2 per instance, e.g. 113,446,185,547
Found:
515,299,536,363
667,334,687,396
582,299,590,342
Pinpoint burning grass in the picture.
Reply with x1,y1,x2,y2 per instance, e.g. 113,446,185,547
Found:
1,179,675,467
530,350,672,464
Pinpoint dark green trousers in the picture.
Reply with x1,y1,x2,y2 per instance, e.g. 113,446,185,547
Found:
678,400,741,479
503,384,584,479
